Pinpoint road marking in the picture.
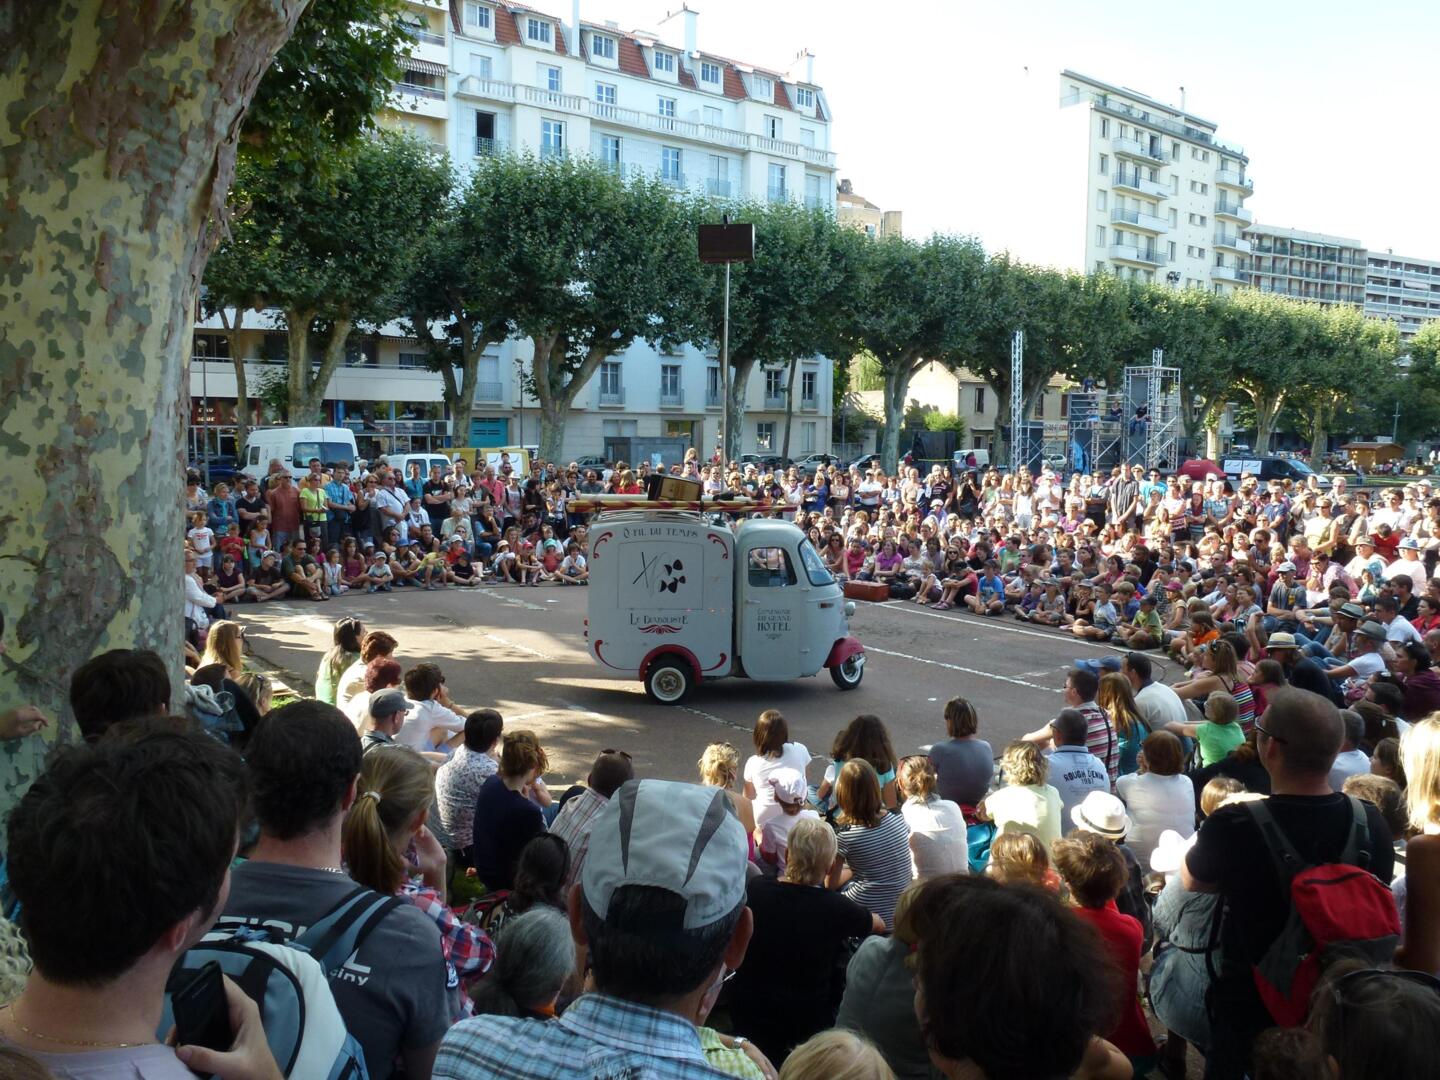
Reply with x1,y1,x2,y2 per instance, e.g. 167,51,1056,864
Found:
676,703,753,733
480,632,557,661
871,601,1125,651
863,646,1062,693
476,587,545,612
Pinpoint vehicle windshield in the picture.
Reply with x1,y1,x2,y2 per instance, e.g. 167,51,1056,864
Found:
1286,458,1315,476
292,442,354,468
797,538,834,586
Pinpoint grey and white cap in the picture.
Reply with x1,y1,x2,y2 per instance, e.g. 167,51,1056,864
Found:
581,779,748,930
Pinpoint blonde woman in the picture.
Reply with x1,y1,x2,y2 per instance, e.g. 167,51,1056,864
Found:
730,818,880,1061
778,1030,896,1080
342,746,494,1019
978,741,1063,850
198,620,245,679
697,741,757,840
1096,671,1149,777
1397,717,1440,975
897,756,968,878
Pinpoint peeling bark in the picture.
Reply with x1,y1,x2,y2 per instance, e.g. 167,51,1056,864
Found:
531,334,610,464
0,0,308,820
724,356,758,462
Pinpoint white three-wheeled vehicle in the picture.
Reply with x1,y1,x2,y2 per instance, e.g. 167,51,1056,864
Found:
576,499,865,703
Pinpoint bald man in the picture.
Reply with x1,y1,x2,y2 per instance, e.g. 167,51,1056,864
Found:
1182,688,1394,1078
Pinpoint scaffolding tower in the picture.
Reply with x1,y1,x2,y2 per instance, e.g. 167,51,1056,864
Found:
1122,349,1182,470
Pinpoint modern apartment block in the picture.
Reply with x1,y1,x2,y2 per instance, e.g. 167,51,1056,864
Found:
1365,252,1440,343
190,2,837,462
1049,71,1254,294
836,178,902,239
1243,225,1367,308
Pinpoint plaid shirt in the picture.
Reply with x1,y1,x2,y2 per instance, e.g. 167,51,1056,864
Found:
548,787,610,889
401,879,494,1019
435,993,729,1080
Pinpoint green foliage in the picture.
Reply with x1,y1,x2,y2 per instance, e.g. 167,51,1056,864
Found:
906,407,967,437
850,353,884,392
251,369,290,421
241,0,413,179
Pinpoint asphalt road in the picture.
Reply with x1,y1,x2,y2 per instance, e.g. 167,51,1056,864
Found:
234,584,1179,787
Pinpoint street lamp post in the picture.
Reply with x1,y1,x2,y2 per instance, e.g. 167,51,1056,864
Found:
698,215,755,462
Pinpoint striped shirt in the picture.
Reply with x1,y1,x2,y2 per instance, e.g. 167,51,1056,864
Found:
836,812,913,930
1078,701,1119,785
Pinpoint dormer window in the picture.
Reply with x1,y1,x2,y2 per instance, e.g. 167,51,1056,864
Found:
462,1,491,32
700,61,722,86
752,75,773,99
653,50,676,74
795,87,814,108
591,34,615,60
526,17,552,45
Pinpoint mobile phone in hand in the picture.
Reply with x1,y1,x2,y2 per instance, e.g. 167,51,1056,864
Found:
172,961,232,1076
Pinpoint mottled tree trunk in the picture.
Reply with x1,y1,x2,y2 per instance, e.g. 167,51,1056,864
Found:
724,355,757,462
1250,390,1286,456
780,358,800,460
0,0,308,817
531,335,609,465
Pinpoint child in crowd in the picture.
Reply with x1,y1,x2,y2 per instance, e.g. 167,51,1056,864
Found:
323,545,347,596
985,831,1059,890
217,522,245,565
367,551,395,593
342,546,369,591
392,543,421,587
1165,690,1242,768
1248,658,1286,716
1115,593,1163,649
247,515,272,569
559,542,589,584
447,550,481,587
516,540,542,586
249,550,288,602
416,544,446,590
1072,580,1119,640
213,552,248,606
187,511,215,570
493,539,519,583
757,768,819,876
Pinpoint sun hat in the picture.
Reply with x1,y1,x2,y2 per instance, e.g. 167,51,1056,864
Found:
1400,537,1420,550
1070,791,1133,839
767,768,808,806
1339,603,1367,620
1276,561,1296,573
1265,632,1299,650
1357,621,1387,642
1149,829,1197,875
368,689,408,719
581,779,748,930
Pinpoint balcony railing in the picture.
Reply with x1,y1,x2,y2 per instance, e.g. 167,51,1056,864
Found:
453,76,840,167
1111,207,1167,232
1216,168,1254,190
403,27,446,47
1210,264,1250,284
705,389,722,408
1109,243,1167,266
1214,232,1252,253
1215,202,1253,224
705,178,732,197
1112,169,1169,199
473,136,503,157
799,395,819,412
767,185,788,204
1113,135,1166,163
474,380,504,402
395,82,446,100
661,171,685,188
659,388,685,408
1062,89,1247,158
763,392,787,409
598,387,626,406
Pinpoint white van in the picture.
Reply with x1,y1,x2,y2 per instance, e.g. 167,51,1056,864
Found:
951,448,991,471
240,427,358,480
384,453,456,482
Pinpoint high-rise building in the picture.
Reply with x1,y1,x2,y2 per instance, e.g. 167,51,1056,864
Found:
1364,252,1440,343
1243,225,1367,308
190,2,838,462
836,179,902,239
1051,71,1254,294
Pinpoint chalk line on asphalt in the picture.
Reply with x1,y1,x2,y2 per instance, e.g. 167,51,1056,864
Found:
872,601,1126,651
479,632,557,661
475,587,546,612
862,646,1063,693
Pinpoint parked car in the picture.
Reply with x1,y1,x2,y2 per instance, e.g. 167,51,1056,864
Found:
571,454,608,472
792,452,839,472
189,455,241,485
844,453,884,472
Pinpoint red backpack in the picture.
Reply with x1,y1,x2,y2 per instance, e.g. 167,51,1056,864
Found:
1245,797,1400,1026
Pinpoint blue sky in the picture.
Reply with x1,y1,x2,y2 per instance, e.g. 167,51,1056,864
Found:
552,0,1440,260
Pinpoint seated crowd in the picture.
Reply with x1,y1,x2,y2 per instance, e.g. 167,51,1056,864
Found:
3,593,1440,1080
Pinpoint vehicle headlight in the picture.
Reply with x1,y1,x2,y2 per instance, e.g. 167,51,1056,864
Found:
844,601,856,618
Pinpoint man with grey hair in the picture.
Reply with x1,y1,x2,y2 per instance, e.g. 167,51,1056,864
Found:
435,780,758,1079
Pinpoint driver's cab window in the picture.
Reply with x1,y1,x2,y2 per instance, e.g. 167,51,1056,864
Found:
747,547,796,588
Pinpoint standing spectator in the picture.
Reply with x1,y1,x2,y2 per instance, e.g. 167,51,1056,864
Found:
902,874,1128,1080
1397,716,1440,974
434,780,756,1080
1115,730,1195,871
1051,831,1158,1069
731,819,879,1063
220,700,450,1079
896,755,968,878
314,616,363,705
980,740,1064,850
1182,688,1395,1078
828,760,912,930
324,462,357,549
264,470,301,551
744,710,813,833
343,744,495,1019
235,476,267,533
924,696,993,809
436,708,503,859
470,731,550,891
549,749,635,889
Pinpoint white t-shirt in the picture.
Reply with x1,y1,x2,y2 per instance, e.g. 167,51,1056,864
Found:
759,808,820,874
1328,748,1372,793
1115,772,1195,872
1385,615,1424,645
335,659,370,714
901,796,969,878
397,697,466,752
744,742,811,831
1135,680,1189,731
1385,557,1425,582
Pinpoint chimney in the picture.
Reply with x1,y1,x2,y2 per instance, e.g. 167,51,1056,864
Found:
662,4,698,55
838,179,853,195
797,48,814,85
571,0,582,53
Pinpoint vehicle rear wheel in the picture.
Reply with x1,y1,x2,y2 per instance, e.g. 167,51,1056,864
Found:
645,659,693,705
830,654,864,690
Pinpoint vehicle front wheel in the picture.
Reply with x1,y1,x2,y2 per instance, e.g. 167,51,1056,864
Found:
645,659,694,705
830,654,864,690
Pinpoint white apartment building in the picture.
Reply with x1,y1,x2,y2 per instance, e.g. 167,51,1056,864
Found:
189,1,839,462
1365,252,1440,343
1047,71,1254,294
1243,225,1367,308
